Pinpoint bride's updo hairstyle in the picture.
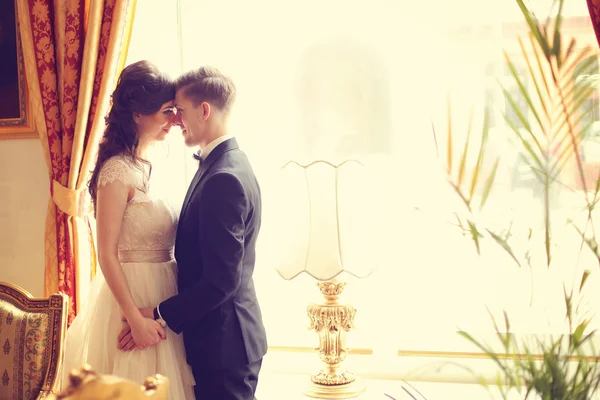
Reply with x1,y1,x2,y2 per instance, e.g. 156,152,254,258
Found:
88,60,175,210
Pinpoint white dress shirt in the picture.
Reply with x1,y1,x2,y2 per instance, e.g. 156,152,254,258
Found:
199,134,233,160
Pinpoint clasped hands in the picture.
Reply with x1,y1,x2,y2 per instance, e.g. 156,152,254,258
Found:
117,307,167,351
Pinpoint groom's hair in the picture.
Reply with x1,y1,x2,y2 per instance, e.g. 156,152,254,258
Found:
176,66,236,114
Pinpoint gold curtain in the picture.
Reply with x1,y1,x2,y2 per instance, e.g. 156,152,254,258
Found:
588,0,600,48
16,0,137,323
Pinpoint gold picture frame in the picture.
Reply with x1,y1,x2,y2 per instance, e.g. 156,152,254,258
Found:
0,0,36,139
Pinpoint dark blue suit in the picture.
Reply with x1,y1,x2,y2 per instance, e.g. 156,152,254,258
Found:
159,138,267,399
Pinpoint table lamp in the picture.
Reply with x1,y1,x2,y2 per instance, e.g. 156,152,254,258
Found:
276,159,377,399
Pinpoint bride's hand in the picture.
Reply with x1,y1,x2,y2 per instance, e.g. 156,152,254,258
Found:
118,324,148,351
118,311,168,351
130,317,166,348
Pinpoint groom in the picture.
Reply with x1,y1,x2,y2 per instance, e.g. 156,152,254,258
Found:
120,66,268,400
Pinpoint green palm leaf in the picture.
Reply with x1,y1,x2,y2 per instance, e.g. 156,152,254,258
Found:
446,0,600,398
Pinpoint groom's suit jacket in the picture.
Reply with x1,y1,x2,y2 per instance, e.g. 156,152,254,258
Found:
159,138,267,369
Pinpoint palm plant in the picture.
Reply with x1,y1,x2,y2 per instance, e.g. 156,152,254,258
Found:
434,0,600,398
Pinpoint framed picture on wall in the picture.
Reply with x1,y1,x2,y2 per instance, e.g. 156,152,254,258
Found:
0,0,35,139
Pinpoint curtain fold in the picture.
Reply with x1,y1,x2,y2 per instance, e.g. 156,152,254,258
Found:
16,0,137,323
587,0,600,47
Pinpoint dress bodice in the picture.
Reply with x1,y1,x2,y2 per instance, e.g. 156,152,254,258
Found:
98,155,178,252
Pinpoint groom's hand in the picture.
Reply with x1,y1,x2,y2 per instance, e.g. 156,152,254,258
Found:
136,308,167,330
118,308,167,351
117,325,138,351
117,321,167,351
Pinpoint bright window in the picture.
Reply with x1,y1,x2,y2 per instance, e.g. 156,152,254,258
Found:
125,0,600,378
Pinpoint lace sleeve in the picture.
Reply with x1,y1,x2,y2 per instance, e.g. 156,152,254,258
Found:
98,157,138,188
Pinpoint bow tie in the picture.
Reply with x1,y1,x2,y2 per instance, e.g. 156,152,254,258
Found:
193,152,203,168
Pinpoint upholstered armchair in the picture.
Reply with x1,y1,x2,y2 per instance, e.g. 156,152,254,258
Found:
0,282,68,400
53,365,169,400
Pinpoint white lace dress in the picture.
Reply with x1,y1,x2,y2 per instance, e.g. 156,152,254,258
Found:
62,155,195,399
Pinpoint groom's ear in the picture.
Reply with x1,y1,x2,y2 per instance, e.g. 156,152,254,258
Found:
201,102,211,120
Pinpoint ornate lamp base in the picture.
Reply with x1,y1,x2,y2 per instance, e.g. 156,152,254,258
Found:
305,280,366,399
305,377,366,399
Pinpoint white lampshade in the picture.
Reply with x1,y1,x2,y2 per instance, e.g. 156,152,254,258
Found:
274,159,378,281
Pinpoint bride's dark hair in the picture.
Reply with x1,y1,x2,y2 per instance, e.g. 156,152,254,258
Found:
88,60,175,210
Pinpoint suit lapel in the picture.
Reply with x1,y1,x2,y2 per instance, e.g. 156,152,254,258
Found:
179,138,239,220
180,166,203,219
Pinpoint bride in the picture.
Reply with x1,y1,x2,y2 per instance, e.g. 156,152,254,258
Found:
62,60,195,399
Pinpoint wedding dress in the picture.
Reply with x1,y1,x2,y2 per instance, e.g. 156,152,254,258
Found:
62,155,195,400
